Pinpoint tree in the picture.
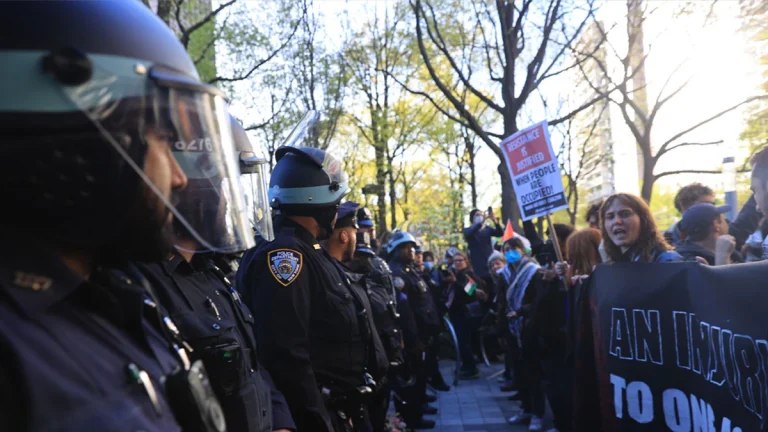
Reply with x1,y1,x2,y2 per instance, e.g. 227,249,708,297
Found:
739,0,768,158
552,99,611,225
573,0,768,202
403,0,603,230
286,0,350,149
345,3,436,230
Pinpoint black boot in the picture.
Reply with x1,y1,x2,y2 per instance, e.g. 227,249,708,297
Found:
429,371,451,392
422,403,438,415
409,417,436,429
424,393,437,403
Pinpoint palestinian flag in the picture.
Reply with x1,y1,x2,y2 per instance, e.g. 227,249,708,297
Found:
464,276,477,296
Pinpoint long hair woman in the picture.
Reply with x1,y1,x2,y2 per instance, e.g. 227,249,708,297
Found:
600,193,683,263
563,228,603,286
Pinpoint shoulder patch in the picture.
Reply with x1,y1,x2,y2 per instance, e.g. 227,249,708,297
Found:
393,277,405,290
268,249,303,286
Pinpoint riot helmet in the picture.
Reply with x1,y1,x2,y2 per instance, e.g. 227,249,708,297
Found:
386,231,418,257
230,115,274,242
0,1,252,257
269,145,349,238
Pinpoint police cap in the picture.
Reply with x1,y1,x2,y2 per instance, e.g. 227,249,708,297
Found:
335,201,360,229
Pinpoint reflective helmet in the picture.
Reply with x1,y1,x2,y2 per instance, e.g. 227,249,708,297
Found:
230,115,274,242
386,231,418,256
0,1,252,254
269,146,349,209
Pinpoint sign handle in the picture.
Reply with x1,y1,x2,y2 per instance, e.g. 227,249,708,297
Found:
546,214,564,263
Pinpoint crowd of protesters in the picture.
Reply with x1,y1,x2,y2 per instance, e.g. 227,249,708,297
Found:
428,147,768,431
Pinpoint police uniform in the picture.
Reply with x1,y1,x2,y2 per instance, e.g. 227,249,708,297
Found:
386,232,441,428
389,262,440,343
137,254,294,432
239,217,384,431
0,239,186,431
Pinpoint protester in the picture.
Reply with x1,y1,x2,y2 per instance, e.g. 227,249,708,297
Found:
464,209,504,289
676,203,740,265
600,193,684,263
488,251,517,389
664,183,715,246
445,251,488,379
585,201,602,229
555,228,602,287
504,237,546,431
743,218,768,262
423,251,436,271
523,220,574,268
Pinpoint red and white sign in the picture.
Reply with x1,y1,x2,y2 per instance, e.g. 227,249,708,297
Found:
500,121,567,221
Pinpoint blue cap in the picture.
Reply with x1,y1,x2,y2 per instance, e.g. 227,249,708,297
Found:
680,203,731,237
355,231,375,255
335,201,360,229
357,207,374,227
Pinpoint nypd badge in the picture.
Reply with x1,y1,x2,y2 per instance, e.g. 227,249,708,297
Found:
268,249,303,286
393,277,405,290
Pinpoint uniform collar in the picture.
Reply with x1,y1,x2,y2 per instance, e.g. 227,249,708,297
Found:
163,252,214,274
0,232,86,317
276,217,322,250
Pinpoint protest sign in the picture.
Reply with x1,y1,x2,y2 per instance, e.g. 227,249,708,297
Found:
500,121,567,221
574,262,768,432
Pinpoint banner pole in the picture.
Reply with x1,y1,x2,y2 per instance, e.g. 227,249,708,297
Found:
546,213,564,263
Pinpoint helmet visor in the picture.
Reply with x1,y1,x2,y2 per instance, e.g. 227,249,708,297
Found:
60,61,253,254
240,160,274,242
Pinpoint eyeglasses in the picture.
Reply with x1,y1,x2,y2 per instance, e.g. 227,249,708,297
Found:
453,258,466,263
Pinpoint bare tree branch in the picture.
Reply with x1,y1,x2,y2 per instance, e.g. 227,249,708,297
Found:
658,95,768,154
654,140,723,161
179,0,237,48
654,169,721,181
208,14,302,84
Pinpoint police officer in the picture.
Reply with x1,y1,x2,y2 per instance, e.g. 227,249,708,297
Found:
350,233,404,432
387,232,441,427
323,201,389,431
0,2,230,431
136,117,294,432
414,246,451,393
237,146,374,431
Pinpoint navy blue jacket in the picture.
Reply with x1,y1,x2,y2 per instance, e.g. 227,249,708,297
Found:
137,254,295,432
0,236,183,432
238,218,384,432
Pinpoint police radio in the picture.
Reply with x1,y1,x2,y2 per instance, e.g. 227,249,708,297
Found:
126,265,227,432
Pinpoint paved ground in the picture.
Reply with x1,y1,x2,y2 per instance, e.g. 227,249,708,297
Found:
403,359,554,431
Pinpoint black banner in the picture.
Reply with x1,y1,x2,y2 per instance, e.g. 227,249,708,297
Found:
574,262,768,432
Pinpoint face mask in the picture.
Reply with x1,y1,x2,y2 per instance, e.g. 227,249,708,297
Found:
505,250,522,264
473,216,484,225
495,267,505,274
423,261,434,271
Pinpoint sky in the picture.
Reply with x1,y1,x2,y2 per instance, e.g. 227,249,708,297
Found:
222,0,764,217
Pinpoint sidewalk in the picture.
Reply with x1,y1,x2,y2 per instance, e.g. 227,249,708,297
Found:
411,360,552,431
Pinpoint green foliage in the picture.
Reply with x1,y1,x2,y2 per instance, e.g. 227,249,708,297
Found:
740,0,768,155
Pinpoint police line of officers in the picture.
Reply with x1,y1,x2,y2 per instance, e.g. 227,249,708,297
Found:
0,3,450,431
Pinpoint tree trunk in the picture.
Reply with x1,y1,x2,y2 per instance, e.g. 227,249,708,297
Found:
464,130,478,208
388,169,397,229
640,161,655,203
498,163,522,232
375,145,388,231
570,189,579,225
156,0,173,24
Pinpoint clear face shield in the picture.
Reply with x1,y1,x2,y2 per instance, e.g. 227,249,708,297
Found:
61,62,254,254
239,152,274,241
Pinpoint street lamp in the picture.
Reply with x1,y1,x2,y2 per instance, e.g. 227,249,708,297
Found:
722,155,737,222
